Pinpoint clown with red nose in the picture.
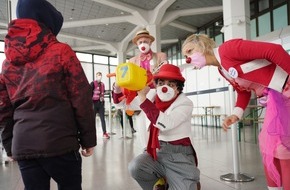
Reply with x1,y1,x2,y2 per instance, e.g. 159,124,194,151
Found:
128,64,201,190
129,29,167,74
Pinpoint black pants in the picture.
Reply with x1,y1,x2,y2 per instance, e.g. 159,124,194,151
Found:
93,100,106,134
18,151,82,190
119,114,134,130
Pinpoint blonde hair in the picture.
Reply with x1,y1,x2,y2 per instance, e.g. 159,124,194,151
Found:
182,34,216,55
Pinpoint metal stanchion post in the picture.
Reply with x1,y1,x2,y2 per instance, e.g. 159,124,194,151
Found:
220,85,254,182
108,102,116,135
121,109,132,139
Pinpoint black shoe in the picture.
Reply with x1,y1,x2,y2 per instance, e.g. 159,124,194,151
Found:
131,128,137,133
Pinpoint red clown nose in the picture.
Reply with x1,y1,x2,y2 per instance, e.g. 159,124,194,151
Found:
186,57,191,64
162,86,167,93
141,46,146,51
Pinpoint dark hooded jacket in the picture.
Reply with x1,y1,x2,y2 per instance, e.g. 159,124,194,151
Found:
0,18,96,160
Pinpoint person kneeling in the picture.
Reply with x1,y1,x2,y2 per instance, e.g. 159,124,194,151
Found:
128,64,200,190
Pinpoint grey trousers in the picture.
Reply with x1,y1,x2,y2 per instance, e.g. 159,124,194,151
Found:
128,142,200,190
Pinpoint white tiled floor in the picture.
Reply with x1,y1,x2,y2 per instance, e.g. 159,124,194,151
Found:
0,120,268,190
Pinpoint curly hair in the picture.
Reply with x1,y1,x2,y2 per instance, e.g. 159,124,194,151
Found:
154,79,184,94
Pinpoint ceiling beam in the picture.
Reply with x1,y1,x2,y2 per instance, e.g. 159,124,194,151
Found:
92,0,148,25
62,15,137,28
58,32,117,52
162,6,223,26
119,26,144,51
150,0,176,24
169,21,197,33
161,39,179,44
72,45,109,51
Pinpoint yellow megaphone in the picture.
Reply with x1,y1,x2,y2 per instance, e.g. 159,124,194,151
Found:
115,62,148,91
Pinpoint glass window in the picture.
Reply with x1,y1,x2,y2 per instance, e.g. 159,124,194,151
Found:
109,57,118,66
108,64,116,76
109,65,117,75
214,34,223,46
80,62,93,83
93,64,110,88
76,52,92,62
206,26,214,38
0,53,5,73
94,55,108,64
175,50,181,66
172,46,176,57
258,12,271,36
109,65,117,90
273,5,288,31
199,30,206,34
181,57,186,65
258,0,269,12
250,2,257,16
273,0,287,7
0,41,4,52
172,55,177,65
250,19,257,39
167,48,172,59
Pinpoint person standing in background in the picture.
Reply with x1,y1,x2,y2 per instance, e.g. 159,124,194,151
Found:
117,109,136,134
0,0,96,189
91,72,110,139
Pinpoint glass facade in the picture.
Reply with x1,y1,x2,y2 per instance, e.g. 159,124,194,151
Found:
273,5,288,30
258,12,271,36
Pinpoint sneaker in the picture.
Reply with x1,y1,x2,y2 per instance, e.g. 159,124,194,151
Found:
103,133,110,139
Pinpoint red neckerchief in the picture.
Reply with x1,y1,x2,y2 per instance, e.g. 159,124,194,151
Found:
147,94,179,160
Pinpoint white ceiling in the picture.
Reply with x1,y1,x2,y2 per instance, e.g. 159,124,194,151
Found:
0,0,223,57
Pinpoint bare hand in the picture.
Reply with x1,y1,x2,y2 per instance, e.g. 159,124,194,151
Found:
113,82,122,93
222,115,239,131
137,86,150,103
81,147,94,157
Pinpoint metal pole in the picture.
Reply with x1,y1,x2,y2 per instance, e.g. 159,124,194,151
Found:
7,0,11,23
108,102,112,134
220,85,254,182
229,85,240,177
121,109,132,139
122,109,126,137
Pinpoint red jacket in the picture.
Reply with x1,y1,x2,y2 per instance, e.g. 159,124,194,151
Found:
0,19,96,160
216,39,290,118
